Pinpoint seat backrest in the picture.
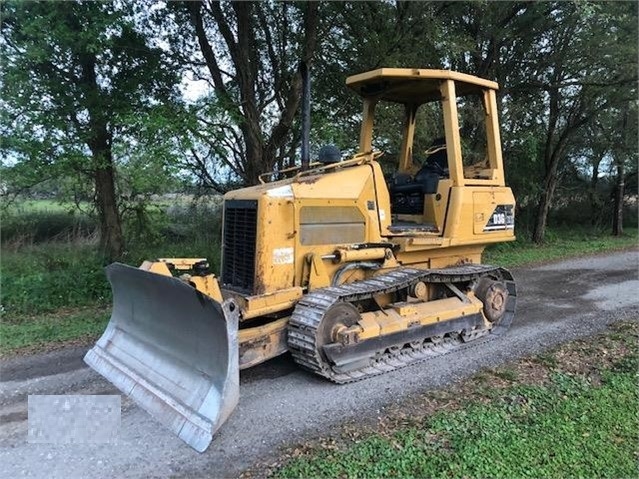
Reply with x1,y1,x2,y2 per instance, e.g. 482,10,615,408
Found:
414,167,440,195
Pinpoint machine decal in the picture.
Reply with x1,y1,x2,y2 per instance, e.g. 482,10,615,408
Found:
266,185,294,198
484,204,515,231
273,247,294,265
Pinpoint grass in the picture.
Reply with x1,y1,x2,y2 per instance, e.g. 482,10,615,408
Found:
0,199,223,354
257,321,638,479
0,306,109,355
484,226,637,268
1,200,222,318
0,237,222,319
0,209,97,244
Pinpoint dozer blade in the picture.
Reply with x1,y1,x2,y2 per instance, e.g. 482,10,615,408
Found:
84,263,240,452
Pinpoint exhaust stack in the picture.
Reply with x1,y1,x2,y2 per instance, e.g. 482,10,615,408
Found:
300,61,311,171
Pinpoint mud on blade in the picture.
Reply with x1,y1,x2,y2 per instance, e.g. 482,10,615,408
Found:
84,263,239,452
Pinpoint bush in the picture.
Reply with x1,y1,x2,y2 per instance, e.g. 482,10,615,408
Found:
1,245,112,319
1,198,225,320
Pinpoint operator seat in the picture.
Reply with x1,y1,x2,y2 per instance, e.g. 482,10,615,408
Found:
389,138,447,215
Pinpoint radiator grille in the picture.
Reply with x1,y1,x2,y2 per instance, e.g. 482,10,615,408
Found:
222,199,258,293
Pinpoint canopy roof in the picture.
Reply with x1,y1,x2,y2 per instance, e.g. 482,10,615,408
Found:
346,68,498,104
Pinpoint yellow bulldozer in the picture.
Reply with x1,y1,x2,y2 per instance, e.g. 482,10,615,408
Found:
85,68,517,452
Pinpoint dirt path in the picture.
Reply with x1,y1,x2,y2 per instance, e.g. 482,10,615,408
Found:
1,251,637,479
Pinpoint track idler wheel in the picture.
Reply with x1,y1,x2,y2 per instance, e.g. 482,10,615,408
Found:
475,277,509,323
317,302,361,361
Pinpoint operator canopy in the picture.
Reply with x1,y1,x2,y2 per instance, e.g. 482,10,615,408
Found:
346,68,498,104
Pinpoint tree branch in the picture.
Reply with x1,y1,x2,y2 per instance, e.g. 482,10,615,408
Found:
188,0,227,96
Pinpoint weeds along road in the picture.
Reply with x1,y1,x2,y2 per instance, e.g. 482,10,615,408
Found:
1,250,638,479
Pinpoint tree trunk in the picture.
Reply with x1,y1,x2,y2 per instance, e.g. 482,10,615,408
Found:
612,161,625,236
532,170,559,244
90,130,124,261
589,154,602,226
243,125,265,186
613,109,629,236
77,49,124,260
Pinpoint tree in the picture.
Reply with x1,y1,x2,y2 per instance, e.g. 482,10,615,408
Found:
453,2,637,242
433,2,636,240
158,1,321,187
610,103,638,236
1,0,181,259
312,2,449,149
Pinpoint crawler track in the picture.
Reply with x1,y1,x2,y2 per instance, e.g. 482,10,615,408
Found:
288,265,516,383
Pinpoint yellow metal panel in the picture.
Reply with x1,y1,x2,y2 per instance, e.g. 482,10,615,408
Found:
253,197,296,294
238,317,289,369
472,190,516,237
304,253,332,290
291,164,373,199
357,295,484,341
242,287,304,319
473,191,495,235
399,104,418,172
293,164,385,288
139,261,172,276
408,237,446,246
392,302,417,316
357,315,381,340
371,161,392,235
346,68,499,103
368,310,409,335
188,275,223,302
393,243,482,267
428,250,482,268
423,179,452,231
484,89,505,185
443,187,464,238
440,80,465,187
360,99,377,152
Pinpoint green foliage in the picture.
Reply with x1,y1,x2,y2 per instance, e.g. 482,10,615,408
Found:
277,355,639,479
1,244,112,318
158,1,324,187
1,0,179,167
0,0,187,259
1,0,637,243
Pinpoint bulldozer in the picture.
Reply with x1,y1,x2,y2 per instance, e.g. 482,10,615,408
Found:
85,68,517,452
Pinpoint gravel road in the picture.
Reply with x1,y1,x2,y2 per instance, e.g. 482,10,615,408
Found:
1,250,637,478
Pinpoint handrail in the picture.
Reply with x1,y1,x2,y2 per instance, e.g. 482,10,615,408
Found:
258,162,322,184
258,151,383,184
